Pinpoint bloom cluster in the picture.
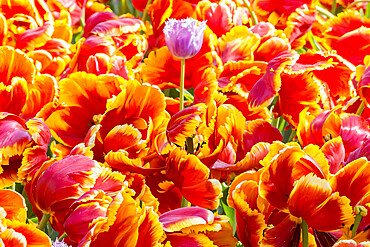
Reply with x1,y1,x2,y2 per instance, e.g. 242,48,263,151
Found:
1,0,370,246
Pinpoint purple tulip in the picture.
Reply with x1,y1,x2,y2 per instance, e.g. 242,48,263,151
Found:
163,18,207,59
52,239,70,247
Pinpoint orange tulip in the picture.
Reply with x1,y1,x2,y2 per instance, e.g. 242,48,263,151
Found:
166,148,222,209
78,189,164,247
0,189,51,246
45,72,125,148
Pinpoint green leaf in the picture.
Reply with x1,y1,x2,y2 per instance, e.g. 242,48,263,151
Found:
220,200,236,235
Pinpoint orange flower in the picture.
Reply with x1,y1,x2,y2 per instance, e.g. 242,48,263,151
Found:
45,72,125,148
247,50,299,110
253,0,316,29
182,100,282,181
249,50,356,127
0,190,27,222
0,219,52,246
0,46,57,118
323,10,370,65
166,104,206,147
78,189,164,247
260,142,354,232
166,148,222,209
297,108,370,158
85,80,167,171
251,22,291,62
0,189,51,246
228,170,271,246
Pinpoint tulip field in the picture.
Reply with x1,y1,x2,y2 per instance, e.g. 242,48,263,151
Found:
2,0,370,246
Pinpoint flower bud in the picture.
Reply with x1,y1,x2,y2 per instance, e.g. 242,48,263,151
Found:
163,18,207,59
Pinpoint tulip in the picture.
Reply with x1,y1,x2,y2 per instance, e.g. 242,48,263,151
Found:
163,18,206,60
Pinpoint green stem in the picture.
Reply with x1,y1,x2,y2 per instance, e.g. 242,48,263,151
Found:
181,196,189,207
242,0,258,25
301,219,309,247
142,0,152,24
288,129,297,142
308,31,322,51
356,101,365,116
366,3,370,17
352,213,363,238
331,0,337,14
80,0,87,28
37,213,50,231
58,232,67,241
347,0,370,9
180,59,185,111
316,5,336,19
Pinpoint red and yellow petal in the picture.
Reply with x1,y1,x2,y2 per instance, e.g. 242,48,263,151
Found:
15,21,54,51
218,26,260,64
288,174,353,232
274,72,321,127
0,190,27,222
0,46,35,85
247,50,299,109
330,158,370,207
320,137,345,174
2,219,51,247
230,180,266,247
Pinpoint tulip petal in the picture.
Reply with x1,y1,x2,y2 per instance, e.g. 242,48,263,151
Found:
247,50,299,109
0,190,27,222
159,207,214,232
330,158,370,207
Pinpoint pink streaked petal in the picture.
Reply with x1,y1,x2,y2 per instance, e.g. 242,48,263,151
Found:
84,11,118,37
0,113,32,163
346,137,370,165
321,137,345,174
247,50,299,109
159,207,214,232
91,17,144,37
15,21,54,50
339,114,370,155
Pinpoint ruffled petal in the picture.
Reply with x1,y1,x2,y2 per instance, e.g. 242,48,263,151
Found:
0,190,27,222
330,158,370,207
247,50,299,109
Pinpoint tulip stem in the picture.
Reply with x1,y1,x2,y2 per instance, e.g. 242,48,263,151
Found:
243,0,258,25
356,101,365,116
331,0,337,14
142,0,152,24
181,196,189,207
180,59,185,111
347,0,370,9
301,219,309,247
316,5,335,19
58,232,67,241
38,213,50,231
308,31,322,51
